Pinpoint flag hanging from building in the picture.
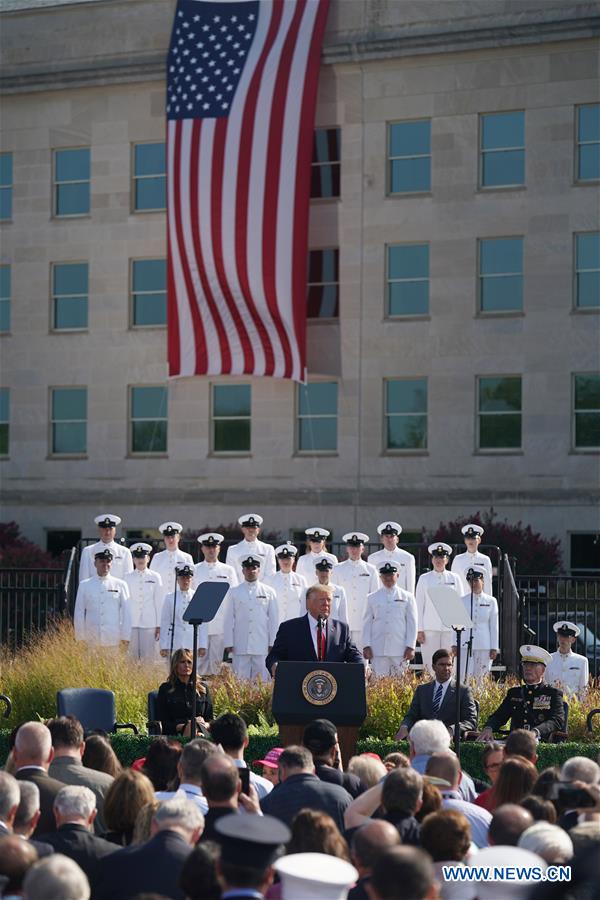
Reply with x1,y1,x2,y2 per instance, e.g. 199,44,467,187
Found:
166,0,329,381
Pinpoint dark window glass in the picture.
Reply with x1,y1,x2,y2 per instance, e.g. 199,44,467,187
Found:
307,249,339,317
310,128,341,199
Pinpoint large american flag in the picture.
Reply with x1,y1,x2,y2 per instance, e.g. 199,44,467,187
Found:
166,0,329,382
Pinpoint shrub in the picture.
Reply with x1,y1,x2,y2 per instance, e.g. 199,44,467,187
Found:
0,522,61,569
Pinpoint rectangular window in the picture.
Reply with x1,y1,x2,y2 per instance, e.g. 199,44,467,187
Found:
388,120,431,194
0,153,13,221
307,249,339,318
0,388,9,456
573,373,600,450
570,533,600,575
478,237,523,313
212,384,251,453
478,376,522,450
480,111,525,188
50,387,87,455
54,148,90,216
297,382,338,452
384,379,428,451
576,104,600,182
311,128,340,199
130,386,168,454
133,143,166,211
387,244,429,317
131,259,167,326
575,232,600,309
52,263,88,330
0,265,10,333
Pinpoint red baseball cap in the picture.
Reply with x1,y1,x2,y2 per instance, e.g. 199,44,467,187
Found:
254,747,284,769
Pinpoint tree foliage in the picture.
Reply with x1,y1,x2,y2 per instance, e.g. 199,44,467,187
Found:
0,521,61,569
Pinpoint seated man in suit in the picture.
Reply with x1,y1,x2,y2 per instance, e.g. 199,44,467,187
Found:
265,584,363,676
394,649,478,741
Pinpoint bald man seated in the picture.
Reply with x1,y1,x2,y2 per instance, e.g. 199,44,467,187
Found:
13,723,64,836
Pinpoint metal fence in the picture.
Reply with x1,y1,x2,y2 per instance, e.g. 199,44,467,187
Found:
0,567,69,652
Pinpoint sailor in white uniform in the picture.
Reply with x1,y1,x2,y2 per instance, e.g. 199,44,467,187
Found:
123,542,163,660
194,533,239,676
74,548,132,648
152,522,195,604
416,542,466,675
362,562,418,677
225,513,276,582
546,621,589,699
451,524,493,596
332,533,378,648
159,564,207,660
222,555,279,681
295,528,338,581
367,521,416,595
78,514,133,582
455,566,499,681
313,558,349,624
265,544,307,623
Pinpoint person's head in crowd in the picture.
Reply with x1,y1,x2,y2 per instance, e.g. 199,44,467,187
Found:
518,822,574,864
151,797,204,845
209,712,249,759
520,794,557,824
366,846,437,900
82,734,122,778
408,720,451,760
287,809,350,860
488,804,534,846
23,853,90,900
569,821,600,855
0,835,38,895
531,767,561,801
0,771,20,831
415,781,443,823
132,800,160,845
12,722,53,772
200,755,240,808
560,756,600,785
348,754,387,788
53,785,97,831
253,748,283,786
492,757,538,808
47,716,85,760
179,841,221,900
381,767,424,819
141,737,183,791
13,781,41,838
180,738,219,787
482,742,505,786
431,648,454,683
420,809,471,862
505,729,538,764
424,752,460,792
351,820,400,879
383,752,410,772
302,718,339,767
277,746,315,781
215,814,290,897
103,769,155,845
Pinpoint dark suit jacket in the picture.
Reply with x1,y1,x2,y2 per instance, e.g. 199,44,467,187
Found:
401,681,478,733
266,615,363,674
260,772,352,833
37,823,118,889
48,756,114,834
484,683,564,740
95,829,192,900
15,768,65,836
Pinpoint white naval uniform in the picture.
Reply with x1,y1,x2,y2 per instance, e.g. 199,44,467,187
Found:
329,582,349,625
265,571,307,623
362,586,418,677
222,580,279,681
123,567,163,660
74,574,132,646
367,547,416,595
151,549,195,603
159,588,207,658
295,550,338,583
457,590,499,681
451,551,493,596
546,649,589,699
332,559,379,647
193,559,239,675
225,539,276,582
78,541,134,583
416,569,466,675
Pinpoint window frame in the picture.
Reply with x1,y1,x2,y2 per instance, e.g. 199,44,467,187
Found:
295,380,339,456
48,386,88,459
477,235,525,316
476,374,523,453
478,110,525,191
310,126,341,201
0,264,11,334
129,257,168,329
573,231,600,312
52,147,91,218
50,261,89,333
0,387,9,458
307,247,339,320
575,103,600,185
131,141,167,214
210,382,252,456
128,384,169,457
386,118,432,197
382,377,429,455
385,242,430,320
572,372,600,452
0,152,13,222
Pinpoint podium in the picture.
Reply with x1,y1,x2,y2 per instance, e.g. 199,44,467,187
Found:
272,662,367,764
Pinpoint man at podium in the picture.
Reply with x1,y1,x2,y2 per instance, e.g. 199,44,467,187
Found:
265,585,363,676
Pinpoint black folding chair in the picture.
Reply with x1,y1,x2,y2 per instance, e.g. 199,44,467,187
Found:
56,689,138,735
147,691,162,735
0,694,11,719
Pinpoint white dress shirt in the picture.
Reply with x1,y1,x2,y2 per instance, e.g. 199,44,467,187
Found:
546,649,589,698
159,588,207,653
332,559,379,632
295,550,338,582
265,570,307,622
307,612,328,659
123,567,163,628
367,547,416,594
451,551,493,596
152,548,195,602
362,586,418,656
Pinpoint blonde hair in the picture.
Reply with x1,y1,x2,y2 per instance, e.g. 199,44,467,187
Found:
306,583,333,602
348,755,387,789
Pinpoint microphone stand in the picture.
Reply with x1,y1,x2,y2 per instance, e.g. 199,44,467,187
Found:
453,625,465,762
464,585,474,682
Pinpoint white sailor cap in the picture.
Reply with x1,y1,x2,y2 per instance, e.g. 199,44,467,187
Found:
553,620,581,638
197,533,224,546
94,513,121,527
462,523,484,538
466,566,486,580
275,543,298,557
274,853,358,900
305,527,330,540
377,521,402,535
343,532,369,545
159,521,183,535
520,644,552,666
130,542,153,556
238,513,263,527
428,542,452,557
471,847,546,898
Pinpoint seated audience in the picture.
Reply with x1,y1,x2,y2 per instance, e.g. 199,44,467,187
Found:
348,820,400,900
487,756,538,812
407,720,476,801
179,841,221,900
518,822,574,864
0,835,38,896
253,748,284,787
13,722,65,836
558,757,600,830
140,736,183,791
13,780,54,858
0,771,20,835
474,742,504,811
199,755,245,842
303,718,363,797
156,648,213,736
505,728,538,764
81,735,122,779
23,853,90,900
344,767,423,846
102,769,155,846
424,752,491,848
368,846,437,900
210,712,273,800
348,754,388,789
158,738,218,814
420,809,475,899
286,809,350,859
383,752,410,772
488,804,534,846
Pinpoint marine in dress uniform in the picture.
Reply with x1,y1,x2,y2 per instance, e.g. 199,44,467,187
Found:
314,558,349,624
332,533,378,649
481,645,565,741
123,542,163,661
74,548,132,647
151,522,195,604
451,524,494,596
159,565,207,660
265,544,307,623
222,555,279,681
295,527,338,581
362,563,418,676
193,533,238,676
455,567,499,682
225,513,276,581
416,543,466,676
367,521,416,594
545,621,589,699
78,514,134,582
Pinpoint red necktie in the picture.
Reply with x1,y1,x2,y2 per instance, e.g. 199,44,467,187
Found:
320,627,326,661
